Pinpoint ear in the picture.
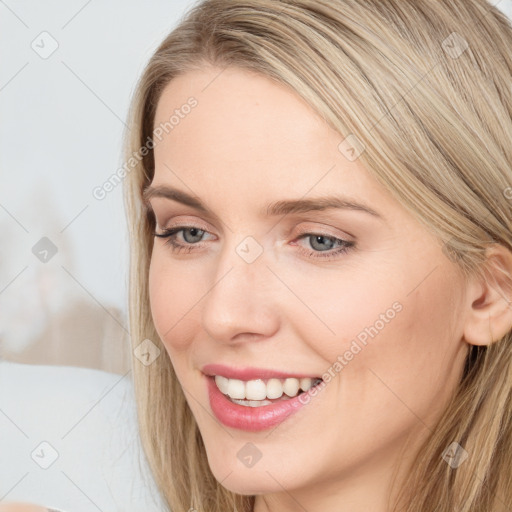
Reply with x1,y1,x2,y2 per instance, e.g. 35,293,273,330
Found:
463,244,512,346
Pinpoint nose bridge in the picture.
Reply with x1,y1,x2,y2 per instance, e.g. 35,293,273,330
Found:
201,235,279,342
213,234,268,294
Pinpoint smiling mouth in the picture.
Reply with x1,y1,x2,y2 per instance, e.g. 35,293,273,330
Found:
212,375,324,407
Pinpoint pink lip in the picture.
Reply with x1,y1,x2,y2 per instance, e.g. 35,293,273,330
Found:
205,375,318,431
201,363,321,381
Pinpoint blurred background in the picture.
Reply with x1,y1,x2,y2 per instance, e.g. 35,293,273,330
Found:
0,0,198,375
1,0,511,376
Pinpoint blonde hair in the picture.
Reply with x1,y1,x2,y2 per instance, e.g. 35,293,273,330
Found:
123,1,512,510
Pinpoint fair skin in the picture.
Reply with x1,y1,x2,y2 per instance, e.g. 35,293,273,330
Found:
146,65,512,512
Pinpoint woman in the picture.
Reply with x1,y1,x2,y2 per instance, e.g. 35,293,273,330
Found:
120,1,512,511
123,0,512,511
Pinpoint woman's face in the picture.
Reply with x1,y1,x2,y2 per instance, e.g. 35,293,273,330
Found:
147,66,471,509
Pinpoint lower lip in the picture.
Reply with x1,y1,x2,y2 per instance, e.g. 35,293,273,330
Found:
206,375,316,432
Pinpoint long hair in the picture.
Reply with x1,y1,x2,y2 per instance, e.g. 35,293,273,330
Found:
122,1,512,510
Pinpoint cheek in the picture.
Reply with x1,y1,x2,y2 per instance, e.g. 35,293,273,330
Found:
148,252,201,353
299,262,462,408
287,265,402,364
336,267,463,417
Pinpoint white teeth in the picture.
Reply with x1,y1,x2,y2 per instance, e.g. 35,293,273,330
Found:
283,378,300,397
227,378,245,399
231,398,274,407
300,377,313,391
266,378,284,399
214,375,321,401
245,379,267,400
215,375,229,394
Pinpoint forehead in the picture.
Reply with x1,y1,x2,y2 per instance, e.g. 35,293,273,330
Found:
151,66,399,219
153,66,333,163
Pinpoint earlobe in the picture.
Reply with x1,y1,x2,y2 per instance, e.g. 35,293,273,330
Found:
462,244,512,347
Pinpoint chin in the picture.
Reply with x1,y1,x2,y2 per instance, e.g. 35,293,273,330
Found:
204,448,300,496
214,471,281,496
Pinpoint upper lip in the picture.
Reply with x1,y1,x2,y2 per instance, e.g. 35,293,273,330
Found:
201,363,322,381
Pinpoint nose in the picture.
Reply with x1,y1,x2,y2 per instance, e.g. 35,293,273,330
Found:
200,239,280,345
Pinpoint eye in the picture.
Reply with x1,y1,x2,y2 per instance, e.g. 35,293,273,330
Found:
292,233,355,260
153,225,355,261
154,225,211,254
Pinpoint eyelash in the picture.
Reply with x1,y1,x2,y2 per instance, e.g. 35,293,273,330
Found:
153,225,355,261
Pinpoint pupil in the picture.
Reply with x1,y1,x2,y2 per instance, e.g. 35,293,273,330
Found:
311,235,333,251
184,228,203,243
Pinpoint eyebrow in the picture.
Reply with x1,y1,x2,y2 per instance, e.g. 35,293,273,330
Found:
142,185,384,220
